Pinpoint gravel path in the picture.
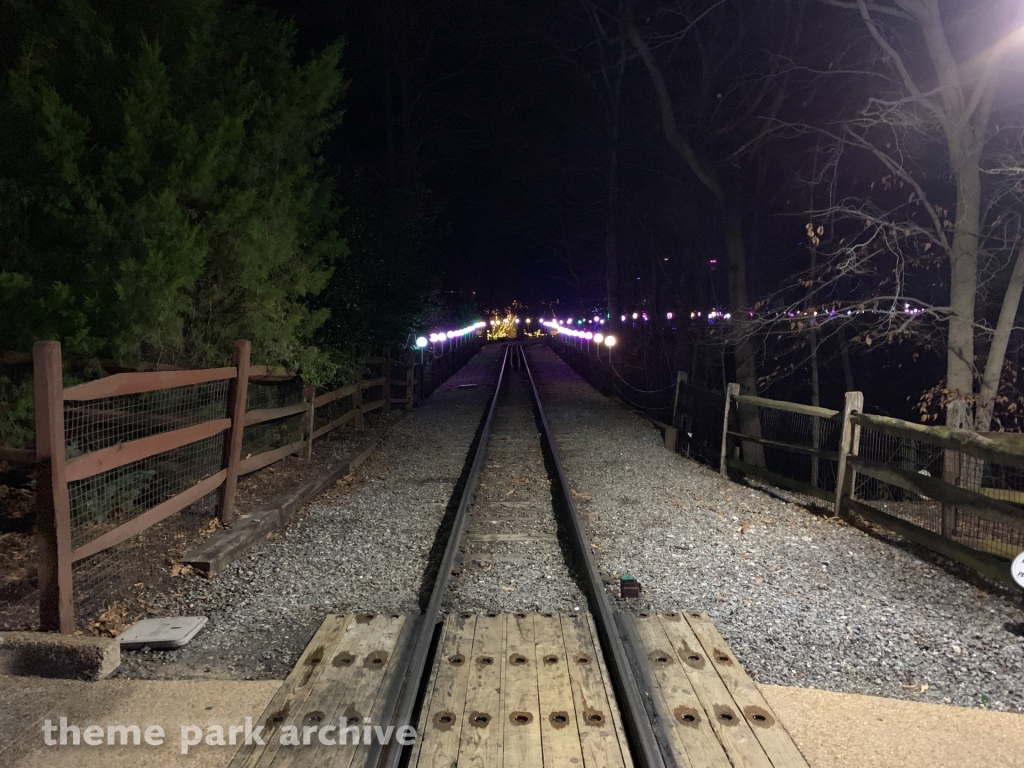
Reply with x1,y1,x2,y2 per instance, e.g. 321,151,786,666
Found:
115,345,503,680
528,344,1024,713
444,351,587,614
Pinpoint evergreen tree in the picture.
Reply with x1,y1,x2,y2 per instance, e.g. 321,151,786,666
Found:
0,0,347,376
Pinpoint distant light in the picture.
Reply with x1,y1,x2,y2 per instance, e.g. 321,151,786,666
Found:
514,318,520,324
604,335,616,347
416,336,428,348
632,313,638,320
594,333,604,344
621,315,626,321
447,331,455,338
666,312,673,320
593,315,600,322
584,332,593,340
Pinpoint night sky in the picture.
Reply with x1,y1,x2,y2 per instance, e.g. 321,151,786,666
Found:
253,0,814,315
241,0,1023,419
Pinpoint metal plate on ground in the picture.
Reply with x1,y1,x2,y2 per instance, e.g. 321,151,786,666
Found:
119,616,208,649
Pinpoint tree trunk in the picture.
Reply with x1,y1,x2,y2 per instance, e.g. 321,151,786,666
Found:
975,241,1024,431
945,146,982,407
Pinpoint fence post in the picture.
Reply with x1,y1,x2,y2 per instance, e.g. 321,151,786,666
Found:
220,340,251,526
719,383,740,477
302,384,316,460
941,399,968,536
33,341,75,633
834,390,864,517
382,348,392,412
405,354,415,410
353,380,364,431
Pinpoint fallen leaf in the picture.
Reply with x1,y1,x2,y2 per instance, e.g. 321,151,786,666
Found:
501,586,515,592
754,578,763,585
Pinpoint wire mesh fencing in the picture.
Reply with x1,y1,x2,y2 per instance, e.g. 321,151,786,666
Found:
673,380,725,467
852,423,1024,561
64,381,231,624
752,402,843,495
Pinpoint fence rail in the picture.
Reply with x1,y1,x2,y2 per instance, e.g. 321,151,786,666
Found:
18,337,482,632
720,386,1023,587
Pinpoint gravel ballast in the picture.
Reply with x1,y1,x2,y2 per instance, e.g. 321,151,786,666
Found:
115,345,502,680
528,343,1024,713
444,358,587,615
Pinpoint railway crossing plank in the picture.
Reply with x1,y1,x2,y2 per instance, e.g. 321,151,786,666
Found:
318,615,410,767
683,612,809,767
272,614,402,768
502,614,544,767
411,613,478,768
655,613,774,768
456,613,506,767
229,614,353,768
533,613,586,767
560,613,633,768
628,612,728,768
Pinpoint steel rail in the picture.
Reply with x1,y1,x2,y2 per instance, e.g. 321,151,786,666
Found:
521,344,670,768
373,344,513,768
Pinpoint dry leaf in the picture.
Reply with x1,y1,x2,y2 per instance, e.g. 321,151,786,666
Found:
754,578,763,585
170,563,196,578
501,586,515,592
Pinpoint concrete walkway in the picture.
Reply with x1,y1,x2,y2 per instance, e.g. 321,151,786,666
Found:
2,674,1021,767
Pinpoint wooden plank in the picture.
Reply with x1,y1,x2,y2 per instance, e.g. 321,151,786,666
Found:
313,384,358,408
560,613,631,768
228,614,354,768
629,613,726,768
466,533,557,543
457,613,505,767
657,613,774,768
726,432,840,462
243,401,309,427
586,612,636,768
247,364,295,380
844,498,1015,586
361,398,386,415
71,469,226,562
362,376,388,388
261,613,388,768
0,447,36,464
733,394,839,420
63,367,236,401
502,614,543,768
311,409,358,441
851,411,1024,471
411,613,478,768
683,612,809,767
238,439,306,475
533,614,586,767
727,458,835,503
297,615,409,768
848,456,1024,532
64,418,230,482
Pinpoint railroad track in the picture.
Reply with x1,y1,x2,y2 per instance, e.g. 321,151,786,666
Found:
232,342,808,768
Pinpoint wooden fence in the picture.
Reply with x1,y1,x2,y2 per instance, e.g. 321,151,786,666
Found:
27,340,421,632
720,386,1024,587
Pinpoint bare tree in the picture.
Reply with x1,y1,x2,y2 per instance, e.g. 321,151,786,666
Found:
814,0,1024,430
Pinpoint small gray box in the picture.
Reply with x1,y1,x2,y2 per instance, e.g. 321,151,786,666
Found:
119,616,208,650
